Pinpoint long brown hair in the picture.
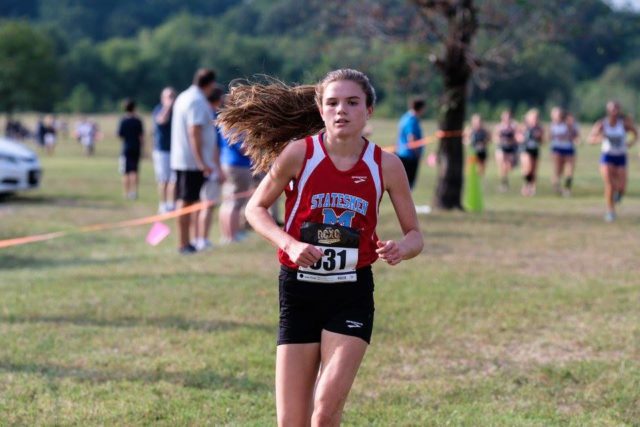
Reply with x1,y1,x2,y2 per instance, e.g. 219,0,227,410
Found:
218,69,376,172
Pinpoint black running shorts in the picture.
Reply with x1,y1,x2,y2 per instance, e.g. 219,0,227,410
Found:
174,170,205,203
525,148,539,160
119,152,140,174
399,156,420,190
278,265,375,345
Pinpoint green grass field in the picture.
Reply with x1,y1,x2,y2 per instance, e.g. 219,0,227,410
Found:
1,115,639,426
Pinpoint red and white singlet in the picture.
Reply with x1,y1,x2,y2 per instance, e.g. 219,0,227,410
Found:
278,133,384,282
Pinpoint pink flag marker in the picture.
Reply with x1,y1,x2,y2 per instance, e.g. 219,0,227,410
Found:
146,221,171,246
427,153,437,168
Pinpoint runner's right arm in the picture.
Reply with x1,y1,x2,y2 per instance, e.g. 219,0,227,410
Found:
245,140,323,268
588,121,603,145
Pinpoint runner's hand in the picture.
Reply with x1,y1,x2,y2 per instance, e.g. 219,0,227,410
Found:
287,241,323,268
376,240,403,266
217,169,227,184
201,166,213,178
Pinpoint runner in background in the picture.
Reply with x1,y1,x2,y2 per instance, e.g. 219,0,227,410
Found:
549,107,576,196
589,101,638,222
466,113,490,176
517,108,544,196
494,109,518,192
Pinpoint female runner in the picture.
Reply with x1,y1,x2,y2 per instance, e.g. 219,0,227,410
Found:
517,109,544,196
494,109,518,192
589,101,638,222
549,107,577,196
466,113,491,176
219,69,424,426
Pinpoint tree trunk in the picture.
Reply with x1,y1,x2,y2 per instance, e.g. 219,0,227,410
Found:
434,83,466,210
431,0,476,210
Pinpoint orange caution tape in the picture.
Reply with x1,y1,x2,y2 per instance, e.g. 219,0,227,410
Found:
382,129,464,152
0,189,254,249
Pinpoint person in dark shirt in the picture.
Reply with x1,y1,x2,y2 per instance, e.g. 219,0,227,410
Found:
36,116,46,148
42,115,57,156
117,98,144,200
152,87,176,213
466,114,491,176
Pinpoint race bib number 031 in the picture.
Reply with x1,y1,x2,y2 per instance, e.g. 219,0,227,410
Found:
297,222,360,283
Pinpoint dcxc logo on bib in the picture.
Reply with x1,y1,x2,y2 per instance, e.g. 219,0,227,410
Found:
317,228,342,245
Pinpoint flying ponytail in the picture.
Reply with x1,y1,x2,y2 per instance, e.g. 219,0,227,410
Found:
218,81,323,173
218,69,376,173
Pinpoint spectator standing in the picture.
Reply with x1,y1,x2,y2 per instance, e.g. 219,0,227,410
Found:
152,87,177,213
42,115,57,156
190,85,226,251
217,95,253,244
395,98,426,190
117,99,144,200
36,116,46,149
170,68,218,254
75,117,100,156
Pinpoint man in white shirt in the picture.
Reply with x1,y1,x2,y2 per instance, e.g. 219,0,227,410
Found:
170,68,222,254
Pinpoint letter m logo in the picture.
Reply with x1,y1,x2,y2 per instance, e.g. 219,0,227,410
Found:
322,208,355,227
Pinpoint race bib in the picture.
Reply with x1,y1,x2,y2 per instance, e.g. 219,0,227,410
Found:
297,222,360,283
608,136,624,149
525,139,539,149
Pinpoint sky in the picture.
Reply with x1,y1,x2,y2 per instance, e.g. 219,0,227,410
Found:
606,0,640,11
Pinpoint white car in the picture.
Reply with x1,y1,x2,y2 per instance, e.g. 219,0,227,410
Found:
0,137,42,194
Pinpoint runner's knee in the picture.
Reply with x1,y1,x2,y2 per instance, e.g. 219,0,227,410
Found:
312,399,342,427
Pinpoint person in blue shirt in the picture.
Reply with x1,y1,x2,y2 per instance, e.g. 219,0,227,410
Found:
152,87,176,213
217,94,253,243
396,98,426,190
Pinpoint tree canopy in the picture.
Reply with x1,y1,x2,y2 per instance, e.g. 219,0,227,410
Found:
0,20,59,114
0,0,638,119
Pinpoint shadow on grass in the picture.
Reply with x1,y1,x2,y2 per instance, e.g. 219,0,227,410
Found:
0,314,274,334
0,360,269,392
0,255,130,270
480,208,608,226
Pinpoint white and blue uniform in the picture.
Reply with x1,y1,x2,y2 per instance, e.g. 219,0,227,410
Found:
600,118,627,167
550,122,574,156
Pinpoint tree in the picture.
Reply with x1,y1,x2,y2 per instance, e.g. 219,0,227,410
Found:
411,0,478,210
0,21,59,116
64,83,96,113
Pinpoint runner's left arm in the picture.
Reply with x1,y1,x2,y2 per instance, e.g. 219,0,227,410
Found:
377,151,424,266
